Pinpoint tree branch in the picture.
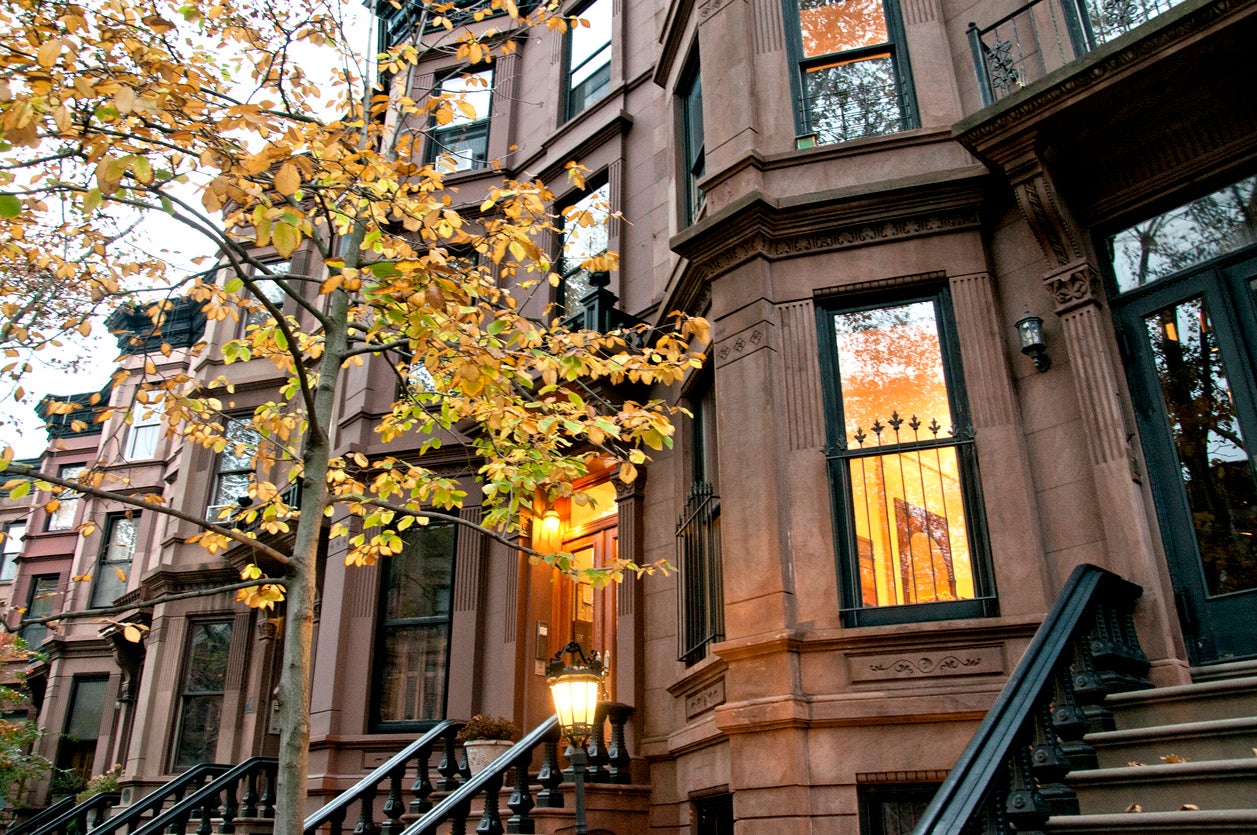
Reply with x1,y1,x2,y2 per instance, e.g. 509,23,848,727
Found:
15,577,289,627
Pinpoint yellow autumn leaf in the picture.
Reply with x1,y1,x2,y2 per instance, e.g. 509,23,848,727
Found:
114,85,135,115
123,624,143,643
275,162,300,196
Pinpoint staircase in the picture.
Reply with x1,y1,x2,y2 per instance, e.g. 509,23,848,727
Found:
1043,668,1257,833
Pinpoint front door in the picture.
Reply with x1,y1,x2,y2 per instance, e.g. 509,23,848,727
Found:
553,525,618,700
1118,250,1257,663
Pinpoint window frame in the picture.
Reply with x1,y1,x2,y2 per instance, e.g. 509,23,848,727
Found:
678,59,705,227
45,464,85,531
123,400,164,461
208,419,261,517
171,619,234,770
371,521,458,732
783,0,917,146
676,372,723,665
21,573,59,647
1,521,25,582
239,261,291,338
425,68,494,173
90,512,139,609
563,0,613,121
556,180,611,320
816,284,995,627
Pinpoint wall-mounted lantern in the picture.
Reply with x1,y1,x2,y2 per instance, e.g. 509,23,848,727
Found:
1015,310,1051,372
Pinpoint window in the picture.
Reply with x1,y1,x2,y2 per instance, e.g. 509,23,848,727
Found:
21,574,59,647
1,522,24,582
692,792,734,835
564,0,612,119
676,376,723,664
209,420,261,516
858,783,939,835
374,522,456,729
679,62,705,226
173,621,233,769
818,288,993,625
90,514,138,608
558,183,610,319
46,464,84,531
123,400,164,461
240,262,290,335
426,69,493,172
787,0,914,145
56,677,108,789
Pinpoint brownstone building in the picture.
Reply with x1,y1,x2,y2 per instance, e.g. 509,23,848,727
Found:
6,0,1256,833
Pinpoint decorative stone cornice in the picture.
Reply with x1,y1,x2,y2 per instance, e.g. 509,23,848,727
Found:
1013,170,1084,268
668,167,986,306
141,564,240,600
955,0,1252,155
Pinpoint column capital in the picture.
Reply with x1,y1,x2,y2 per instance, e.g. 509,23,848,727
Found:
1044,259,1102,315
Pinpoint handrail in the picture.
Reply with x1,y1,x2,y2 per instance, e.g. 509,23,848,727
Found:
130,757,276,835
87,763,231,835
22,792,119,835
402,716,561,835
913,564,1151,834
4,795,76,835
303,720,465,835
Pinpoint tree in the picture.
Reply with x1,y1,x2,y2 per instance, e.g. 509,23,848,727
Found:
0,633,49,810
0,2,707,834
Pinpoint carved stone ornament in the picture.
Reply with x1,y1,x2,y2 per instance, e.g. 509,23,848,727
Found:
1044,259,1101,315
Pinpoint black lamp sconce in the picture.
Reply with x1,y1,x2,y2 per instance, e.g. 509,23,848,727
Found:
1016,310,1051,372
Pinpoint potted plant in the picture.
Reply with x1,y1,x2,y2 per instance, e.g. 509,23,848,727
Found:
457,715,520,775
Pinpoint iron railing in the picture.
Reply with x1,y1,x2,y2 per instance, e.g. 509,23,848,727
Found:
303,720,465,835
3,795,76,835
13,792,117,835
676,481,723,665
968,0,1188,104
912,564,1152,834
128,757,276,835
84,763,231,835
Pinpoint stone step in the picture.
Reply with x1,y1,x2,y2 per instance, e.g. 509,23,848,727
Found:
1105,676,1257,727
1043,809,1257,833
1088,716,1257,768
1067,758,1257,814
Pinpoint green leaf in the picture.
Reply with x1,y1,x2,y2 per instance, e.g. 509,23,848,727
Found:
224,277,243,294
0,194,21,218
9,480,31,499
366,261,398,278
273,329,288,351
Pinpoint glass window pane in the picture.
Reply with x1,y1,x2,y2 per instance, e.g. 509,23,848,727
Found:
1111,175,1257,293
833,301,953,447
848,448,974,606
65,678,107,740
2,522,24,582
1143,297,1257,596
385,525,456,621
377,623,450,723
437,70,492,125
47,465,85,531
799,0,889,58
570,0,611,73
174,694,223,768
185,622,233,693
22,574,59,646
804,53,903,143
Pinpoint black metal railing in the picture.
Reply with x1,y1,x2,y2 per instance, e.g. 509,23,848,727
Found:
401,704,635,835
968,0,1188,104
303,720,465,835
129,758,276,835
16,792,119,835
87,763,232,835
912,564,1152,834
676,482,723,665
4,795,76,835
562,273,653,350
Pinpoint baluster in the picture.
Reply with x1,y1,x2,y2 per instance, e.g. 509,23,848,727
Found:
1070,632,1114,734
1004,726,1049,832
604,704,633,785
195,793,217,835
221,780,239,833
1051,665,1095,772
1029,694,1077,817
260,764,277,819
586,707,609,783
380,766,406,835
506,749,536,835
328,807,347,835
90,797,113,827
410,746,435,815
534,730,565,808
475,771,505,835
168,802,193,835
241,770,259,818
447,797,472,835
438,732,462,791
353,786,379,835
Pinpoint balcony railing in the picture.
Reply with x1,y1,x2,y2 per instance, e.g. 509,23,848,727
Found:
968,0,1188,105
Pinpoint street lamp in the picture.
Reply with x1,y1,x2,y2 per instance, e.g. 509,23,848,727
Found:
547,641,603,835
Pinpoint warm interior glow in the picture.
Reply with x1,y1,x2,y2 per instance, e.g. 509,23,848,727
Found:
548,671,601,741
799,0,888,59
533,509,564,554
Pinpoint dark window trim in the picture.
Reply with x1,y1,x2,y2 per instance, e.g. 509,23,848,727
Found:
563,0,613,121
781,0,917,144
858,782,941,835
815,283,996,627
555,176,611,319
370,521,458,733
677,56,705,227
424,67,494,172
21,573,59,647
90,512,139,609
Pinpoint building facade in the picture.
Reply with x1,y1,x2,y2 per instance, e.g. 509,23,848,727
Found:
5,0,1256,832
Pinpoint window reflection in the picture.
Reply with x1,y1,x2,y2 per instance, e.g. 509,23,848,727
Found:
832,301,975,608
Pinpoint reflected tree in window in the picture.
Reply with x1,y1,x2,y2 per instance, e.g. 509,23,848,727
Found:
173,621,233,768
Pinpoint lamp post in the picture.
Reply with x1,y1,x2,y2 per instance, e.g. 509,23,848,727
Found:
547,641,603,835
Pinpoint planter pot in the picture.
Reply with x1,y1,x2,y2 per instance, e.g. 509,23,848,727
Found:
463,740,515,775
